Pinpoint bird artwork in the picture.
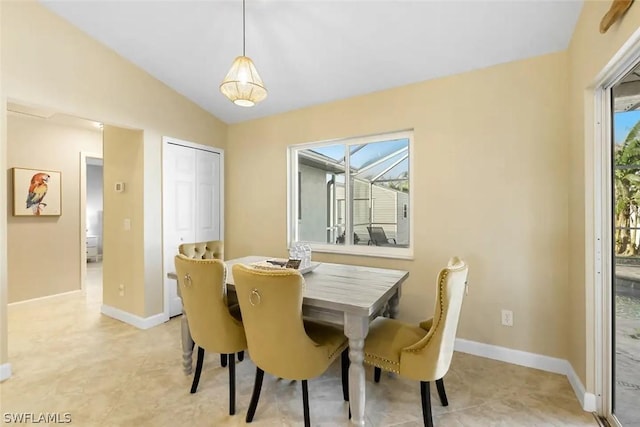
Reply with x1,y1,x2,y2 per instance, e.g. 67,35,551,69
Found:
25,172,51,215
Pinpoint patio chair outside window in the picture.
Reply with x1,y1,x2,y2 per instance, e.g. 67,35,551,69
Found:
367,226,396,246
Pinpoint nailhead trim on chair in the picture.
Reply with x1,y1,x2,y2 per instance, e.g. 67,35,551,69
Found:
401,262,467,354
328,345,348,361
404,270,448,354
364,353,400,374
364,353,400,366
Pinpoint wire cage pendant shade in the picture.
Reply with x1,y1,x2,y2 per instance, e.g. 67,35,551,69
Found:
220,56,267,107
220,0,267,107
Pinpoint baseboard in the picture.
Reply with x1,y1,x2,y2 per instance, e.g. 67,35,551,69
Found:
566,362,598,412
0,363,12,382
101,304,168,330
8,290,82,307
455,338,568,374
455,338,595,411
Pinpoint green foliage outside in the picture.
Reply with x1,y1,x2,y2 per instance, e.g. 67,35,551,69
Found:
615,120,640,256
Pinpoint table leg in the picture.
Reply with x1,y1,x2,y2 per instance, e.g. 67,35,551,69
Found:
388,289,400,319
181,308,194,375
345,314,369,427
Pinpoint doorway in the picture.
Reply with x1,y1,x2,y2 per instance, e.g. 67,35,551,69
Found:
82,154,104,307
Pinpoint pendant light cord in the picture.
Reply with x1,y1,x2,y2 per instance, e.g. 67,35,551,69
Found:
242,0,246,56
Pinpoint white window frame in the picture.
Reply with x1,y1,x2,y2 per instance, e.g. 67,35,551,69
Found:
287,130,414,260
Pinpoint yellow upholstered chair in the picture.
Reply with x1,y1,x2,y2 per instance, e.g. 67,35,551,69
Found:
174,255,247,415
178,240,224,260
363,257,469,427
232,264,349,427
178,241,241,366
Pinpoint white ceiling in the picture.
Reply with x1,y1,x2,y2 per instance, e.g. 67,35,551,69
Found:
40,0,583,124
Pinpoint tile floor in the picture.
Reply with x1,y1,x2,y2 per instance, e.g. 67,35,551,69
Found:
0,263,598,426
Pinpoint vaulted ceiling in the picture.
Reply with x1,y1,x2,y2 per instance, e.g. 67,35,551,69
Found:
41,1,584,124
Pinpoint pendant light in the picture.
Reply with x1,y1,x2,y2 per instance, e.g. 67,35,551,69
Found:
220,0,267,107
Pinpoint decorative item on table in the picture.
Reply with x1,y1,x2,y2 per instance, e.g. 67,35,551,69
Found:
261,258,301,270
252,255,320,275
289,242,312,268
302,244,312,269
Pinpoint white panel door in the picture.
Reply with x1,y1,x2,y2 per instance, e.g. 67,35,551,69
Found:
164,142,222,318
195,149,220,242
164,143,197,317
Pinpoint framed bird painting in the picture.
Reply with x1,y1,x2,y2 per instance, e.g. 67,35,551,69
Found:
12,167,62,217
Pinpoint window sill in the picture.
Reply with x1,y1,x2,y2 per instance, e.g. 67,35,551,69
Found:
308,243,414,260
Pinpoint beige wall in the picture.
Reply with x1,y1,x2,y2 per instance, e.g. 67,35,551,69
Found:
0,0,228,362
567,2,640,390
0,0,7,368
6,113,102,302
227,52,571,359
102,126,145,316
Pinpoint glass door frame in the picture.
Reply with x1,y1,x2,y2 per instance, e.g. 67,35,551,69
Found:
593,27,640,427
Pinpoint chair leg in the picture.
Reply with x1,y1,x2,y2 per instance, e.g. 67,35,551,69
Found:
221,353,228,367
302,380,310,427
246,367,264,423
374,367,382,383
238,351,244,362
435,378,448,406
420,381,434,427
228,353,236,415
341,349,349,401
190,347,205,394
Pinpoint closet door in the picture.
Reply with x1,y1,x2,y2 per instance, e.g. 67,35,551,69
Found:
164,143,198,317
164,141,222,318
195,149,220,242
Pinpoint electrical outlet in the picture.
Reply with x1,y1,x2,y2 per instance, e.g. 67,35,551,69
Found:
119,284,125,297
501,309,513,327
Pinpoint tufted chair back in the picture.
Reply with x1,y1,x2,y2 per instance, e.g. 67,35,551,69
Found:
179,240,224,260
232,263,350,425
232,264,346,380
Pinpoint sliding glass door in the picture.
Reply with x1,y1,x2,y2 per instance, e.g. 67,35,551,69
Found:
610,62,640,427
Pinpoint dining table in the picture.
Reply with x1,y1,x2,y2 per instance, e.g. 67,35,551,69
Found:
168,255,409,426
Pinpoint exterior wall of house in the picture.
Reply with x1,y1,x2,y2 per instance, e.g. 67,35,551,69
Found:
353,179,372,241
299,164,329,243
396,190,409,244
567,0,640,392
370,184,398,240
227,51,571,362
6,113,102,303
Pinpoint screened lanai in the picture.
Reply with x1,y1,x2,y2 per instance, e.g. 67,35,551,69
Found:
296,137,410,247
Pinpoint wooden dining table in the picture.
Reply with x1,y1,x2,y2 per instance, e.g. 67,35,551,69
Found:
168,255,409,426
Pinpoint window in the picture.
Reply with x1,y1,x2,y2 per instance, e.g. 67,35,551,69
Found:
288,130,412,258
